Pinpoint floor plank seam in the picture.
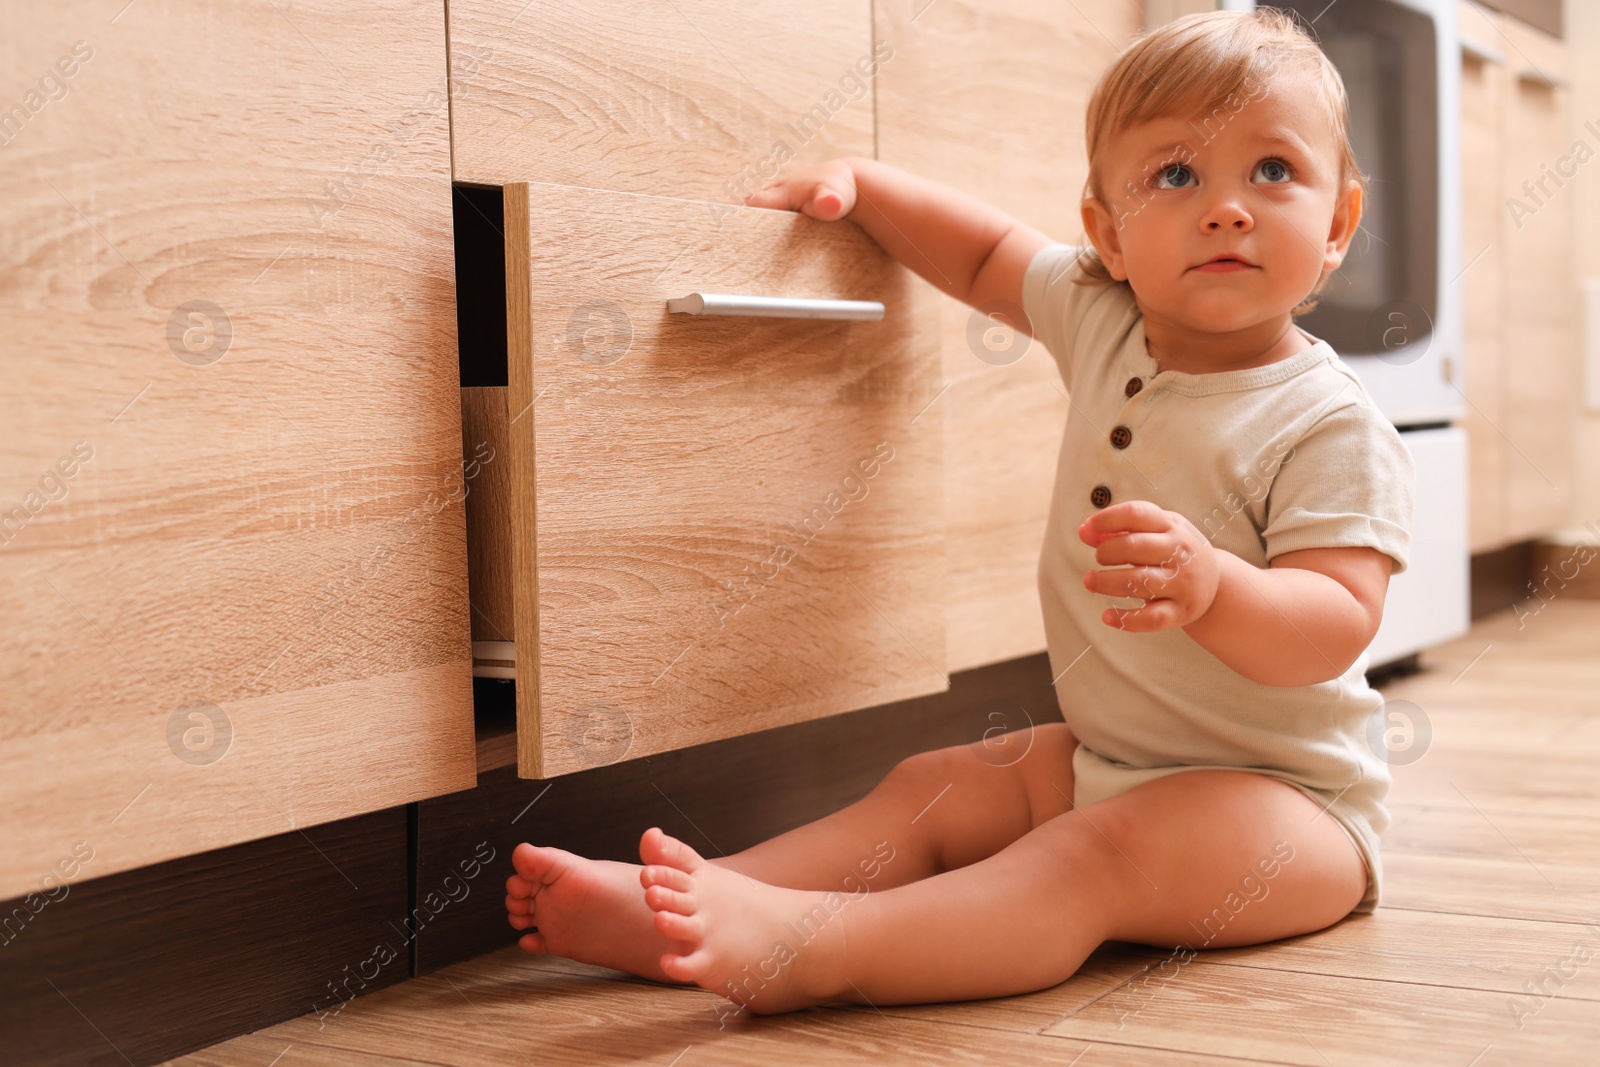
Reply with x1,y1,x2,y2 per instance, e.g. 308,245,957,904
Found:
1031,956,1156,1034
1091,954,1600,1003
1032,1031,1311,1066
1380,903,1600,926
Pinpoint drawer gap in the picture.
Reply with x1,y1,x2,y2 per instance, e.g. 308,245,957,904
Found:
453,183,508,388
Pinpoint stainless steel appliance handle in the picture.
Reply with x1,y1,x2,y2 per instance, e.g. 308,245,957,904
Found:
666,293,884,321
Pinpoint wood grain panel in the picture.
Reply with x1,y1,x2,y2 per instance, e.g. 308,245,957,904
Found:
1495,13,1574,542
491,182,945,777
0,2,476,898
1459,1,1511,552
874,0,1142,672
445,0,876,197
462,388,515,640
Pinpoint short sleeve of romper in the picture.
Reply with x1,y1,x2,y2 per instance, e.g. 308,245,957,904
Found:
1019,241,1417,917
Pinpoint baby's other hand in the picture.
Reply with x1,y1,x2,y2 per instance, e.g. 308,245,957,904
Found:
1079,501,1220,632
741,159,858,221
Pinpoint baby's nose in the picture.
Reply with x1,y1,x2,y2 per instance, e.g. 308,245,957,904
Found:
1200,191,1253,231
1205,208,1251,230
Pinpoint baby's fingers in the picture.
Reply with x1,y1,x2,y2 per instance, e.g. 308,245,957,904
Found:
1083,565,1174,600
1102,601,1181,632
741,163,856,221
1080,501,1172,546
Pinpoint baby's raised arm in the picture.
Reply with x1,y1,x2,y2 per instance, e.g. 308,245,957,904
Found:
743,157,1054,331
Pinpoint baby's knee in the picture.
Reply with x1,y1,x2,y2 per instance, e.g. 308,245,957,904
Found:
885,745,962,794
888,741,1023,805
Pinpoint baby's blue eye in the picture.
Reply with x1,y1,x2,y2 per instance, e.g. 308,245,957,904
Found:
1152,163,1194,190
1254,159,1292,184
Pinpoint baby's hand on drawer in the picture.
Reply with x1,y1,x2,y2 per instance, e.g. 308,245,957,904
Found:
742,160,858,221
1079,501,1220,632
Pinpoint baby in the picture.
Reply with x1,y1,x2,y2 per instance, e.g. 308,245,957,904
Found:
504,8,1414,1016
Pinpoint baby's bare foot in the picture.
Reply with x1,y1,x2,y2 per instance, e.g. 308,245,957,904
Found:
639,826,850,1015
505,842,694,985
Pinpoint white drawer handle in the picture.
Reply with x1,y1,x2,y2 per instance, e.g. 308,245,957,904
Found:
666,293,884,321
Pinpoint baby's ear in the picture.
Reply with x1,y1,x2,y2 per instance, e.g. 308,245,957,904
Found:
1081,198,1128,281
1323,179,1363,271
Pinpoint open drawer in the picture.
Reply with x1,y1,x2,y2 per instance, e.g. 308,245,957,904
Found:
464,182,947,777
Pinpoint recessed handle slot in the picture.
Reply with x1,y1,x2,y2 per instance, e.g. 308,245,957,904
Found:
666,293,885,321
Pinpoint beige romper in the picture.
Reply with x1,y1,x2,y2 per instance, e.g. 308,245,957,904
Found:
1022,242,1416,915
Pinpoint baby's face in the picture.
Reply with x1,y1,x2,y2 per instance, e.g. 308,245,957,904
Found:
1083,67,1361,335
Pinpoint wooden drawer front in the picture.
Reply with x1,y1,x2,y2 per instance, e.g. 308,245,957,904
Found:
472,183,946,777
0,2,476,898
874,0,1141,672
446,0,877,197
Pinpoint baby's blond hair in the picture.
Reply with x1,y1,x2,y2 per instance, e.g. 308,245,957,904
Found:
1076,8,1367,316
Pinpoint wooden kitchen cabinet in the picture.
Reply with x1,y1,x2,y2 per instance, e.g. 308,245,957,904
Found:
874,0,1142,671
445,0,876,200
466,182,946,778
1458,1,1576,551
1459,5,1510,553
0,2,476,898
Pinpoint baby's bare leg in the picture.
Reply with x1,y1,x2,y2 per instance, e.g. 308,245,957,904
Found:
640,768,1367,1011
507,722,1077,982
828,768,1366,1004
706,721,1079,891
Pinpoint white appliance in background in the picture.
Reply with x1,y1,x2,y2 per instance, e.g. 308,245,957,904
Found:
1366,426,1470,667
1213,0,1473,670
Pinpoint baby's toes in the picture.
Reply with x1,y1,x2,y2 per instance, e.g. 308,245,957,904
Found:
515,844,579,883
640,863,692,893
518,931,549,955
506,873,534,898
506,895,539,929
653,909,705,942
511,841,563,882
643,883,697,916
638,826,706,873
660,947,714,984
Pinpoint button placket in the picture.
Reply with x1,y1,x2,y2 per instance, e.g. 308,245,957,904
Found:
1091,371,1149,508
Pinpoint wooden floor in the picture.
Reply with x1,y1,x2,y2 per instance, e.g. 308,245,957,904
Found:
169,602,1600,1066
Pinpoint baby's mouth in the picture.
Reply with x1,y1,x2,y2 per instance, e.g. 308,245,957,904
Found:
1191,255,1258,273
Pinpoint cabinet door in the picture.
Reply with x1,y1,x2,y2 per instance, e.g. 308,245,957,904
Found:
0,2,475,898
469,183,945,777
874,0,1142,672
1496,15,1574,542
1458,1,1510,552
445,0,875,198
